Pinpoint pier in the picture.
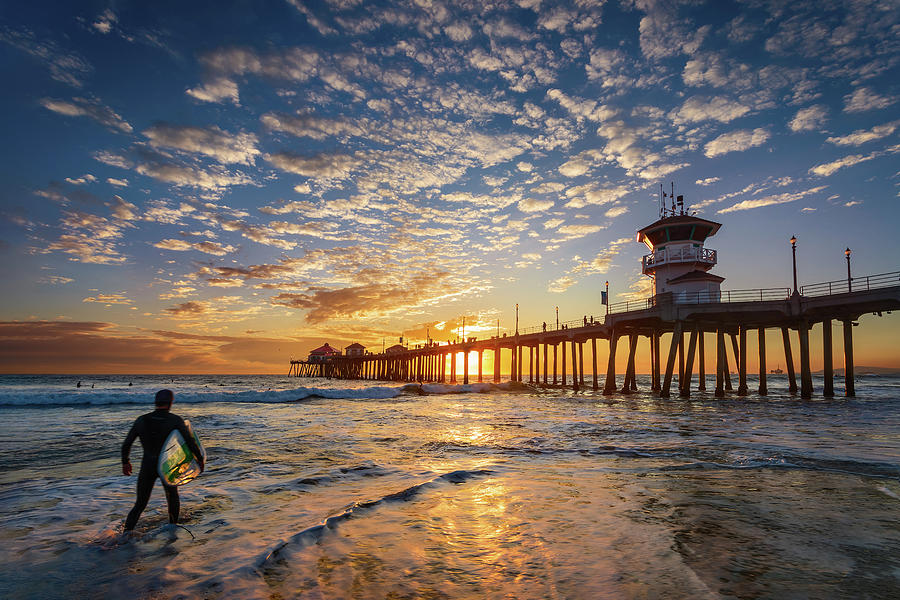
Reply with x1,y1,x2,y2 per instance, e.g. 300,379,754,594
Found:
289,272,899,398
289,199,900,398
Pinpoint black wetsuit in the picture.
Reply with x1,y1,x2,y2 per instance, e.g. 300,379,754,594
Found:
121,409,202,531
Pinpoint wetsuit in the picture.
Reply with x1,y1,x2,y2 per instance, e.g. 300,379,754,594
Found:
121,409,202,531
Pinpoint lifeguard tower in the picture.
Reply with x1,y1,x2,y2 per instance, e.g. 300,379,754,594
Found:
637,188,723,303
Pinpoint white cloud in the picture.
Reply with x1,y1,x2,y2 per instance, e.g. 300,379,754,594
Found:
548,236,630,292
65,174,97,185
788,105,828,132
92,9,117,34
547,89,616,122
564,184,630,209
144,124,260,165
671,96,750,125
809,144,899,176
186,77,240,104
83,292,131,305
108,195,138,221
544,218,564,229
154,239,236,256
826,120,899,146
107,177,129,187
517,198,554,213
718,186,827,213
844,87,895,113
559,156,592,177
40,97,132,133
135,157,252,190
704,128,770,158
261,112,366,140
0,27,92,87
696,177,720,186
604,205,628,218
557,224,603,239
265,151,360,179
444,22,473,42
808,154,872,176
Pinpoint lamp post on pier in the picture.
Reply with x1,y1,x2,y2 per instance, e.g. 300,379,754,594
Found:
845,247,852,292
555,306,558,330
515,303,519,335
605,280,609,317
790,235,798,296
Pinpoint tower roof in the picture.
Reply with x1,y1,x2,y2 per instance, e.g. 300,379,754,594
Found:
666,270,725,284
637,215,722,250
309,343,340,355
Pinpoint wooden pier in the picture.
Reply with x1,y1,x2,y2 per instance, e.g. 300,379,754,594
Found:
289,272,900,398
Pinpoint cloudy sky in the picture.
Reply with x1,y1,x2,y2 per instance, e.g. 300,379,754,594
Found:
1,0,898,373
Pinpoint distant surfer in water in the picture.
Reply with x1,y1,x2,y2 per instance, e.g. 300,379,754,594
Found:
121,389,204,531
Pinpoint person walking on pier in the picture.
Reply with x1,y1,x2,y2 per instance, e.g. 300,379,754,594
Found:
121,389,204,531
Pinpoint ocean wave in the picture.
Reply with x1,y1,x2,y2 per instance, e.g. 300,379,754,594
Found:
0,380,529,406
658,454,900,480
256,468,494,571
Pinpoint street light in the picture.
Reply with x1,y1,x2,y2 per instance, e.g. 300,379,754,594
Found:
790,235,798,295
845,247,852,292
605,280,610,317
555,306,559,330
515,303,519,335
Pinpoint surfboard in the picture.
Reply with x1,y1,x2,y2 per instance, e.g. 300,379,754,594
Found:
157,420,206,486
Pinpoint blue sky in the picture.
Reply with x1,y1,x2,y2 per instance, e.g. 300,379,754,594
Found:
1,0,898,372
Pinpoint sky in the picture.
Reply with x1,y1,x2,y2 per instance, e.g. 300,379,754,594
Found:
1,0,898,374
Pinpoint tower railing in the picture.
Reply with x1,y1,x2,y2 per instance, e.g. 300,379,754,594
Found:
642,247,717,272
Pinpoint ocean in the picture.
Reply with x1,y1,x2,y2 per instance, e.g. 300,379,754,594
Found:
1,373,899,599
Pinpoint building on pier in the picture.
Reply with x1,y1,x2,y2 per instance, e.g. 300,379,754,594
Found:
637,195,723,302
308,343,340,363
345,342,366,357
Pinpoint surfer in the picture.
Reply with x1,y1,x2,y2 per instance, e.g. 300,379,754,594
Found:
121,389,204,531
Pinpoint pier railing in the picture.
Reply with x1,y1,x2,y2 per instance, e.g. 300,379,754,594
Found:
800,271,900,297
606,287,791,315
512,273,898,336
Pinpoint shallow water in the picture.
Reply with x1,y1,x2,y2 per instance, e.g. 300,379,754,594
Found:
1,374,899,599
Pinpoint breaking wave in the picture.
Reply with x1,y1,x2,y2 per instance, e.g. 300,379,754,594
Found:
0,380,528,406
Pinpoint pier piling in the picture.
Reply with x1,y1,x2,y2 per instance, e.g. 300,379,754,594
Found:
758,328,768,396
843,320,855,396
661,323,682,398
738,326,748,396
603,331,617,395
680,325,698,398
823,320,833,397
799,321,813,399
782,327,798,395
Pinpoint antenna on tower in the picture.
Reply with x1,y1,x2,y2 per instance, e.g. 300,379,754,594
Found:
670,182,676,214
659,183,664,218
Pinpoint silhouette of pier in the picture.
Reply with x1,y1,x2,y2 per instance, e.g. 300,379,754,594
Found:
289,271,899,398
